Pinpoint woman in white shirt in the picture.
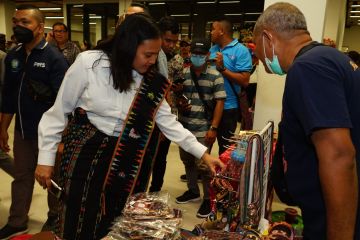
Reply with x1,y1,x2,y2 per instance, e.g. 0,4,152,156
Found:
34,13,223,239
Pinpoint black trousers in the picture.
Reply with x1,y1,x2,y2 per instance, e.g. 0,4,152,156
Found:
149,137,171,192
217,108,239,155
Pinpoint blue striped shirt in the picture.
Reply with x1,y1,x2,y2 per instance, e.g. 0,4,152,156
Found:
178,66,226,137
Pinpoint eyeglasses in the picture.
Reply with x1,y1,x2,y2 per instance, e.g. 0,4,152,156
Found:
53,30,67,33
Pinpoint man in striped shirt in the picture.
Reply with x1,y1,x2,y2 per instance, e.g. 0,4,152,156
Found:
175,38,226,218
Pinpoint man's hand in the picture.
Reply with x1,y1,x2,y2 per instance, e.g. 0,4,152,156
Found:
201,152,225,175
0,129,10,152
205,129,217,145
214,52,224,69
35,165,54,189
46,31,54,43
171,83,183,93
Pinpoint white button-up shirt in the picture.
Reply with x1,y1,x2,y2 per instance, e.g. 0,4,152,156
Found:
38,50,206,166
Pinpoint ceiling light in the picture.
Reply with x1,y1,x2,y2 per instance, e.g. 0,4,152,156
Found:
171,14,198,17
89,16,102,19
244,20,257,23
224,13,242,16
45,16,64,19
89,22,96,25
220,1,240,3
39,7,62,11
197,1,214,4
245,12,262,15
351,4,360,7
350,15,360,18
149,2,165,5
351,10,360,13
73,4,84,8
74,14,83,17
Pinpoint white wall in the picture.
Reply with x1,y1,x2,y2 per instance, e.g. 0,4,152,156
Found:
253,0,328,131
0,1,16,40
343,26,360,52
323,0,346,50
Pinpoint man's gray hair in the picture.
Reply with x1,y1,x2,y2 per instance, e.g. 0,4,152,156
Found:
254,2,307,36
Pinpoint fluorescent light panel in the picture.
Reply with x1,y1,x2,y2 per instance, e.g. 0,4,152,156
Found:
197,1,214,4
350,15,360,18
351,4,360,7
45,16,64,19
220,1,240,3
351,10,360,13
171,14,198,17
225,13,242,16
149,2,165,5
39,7,61,11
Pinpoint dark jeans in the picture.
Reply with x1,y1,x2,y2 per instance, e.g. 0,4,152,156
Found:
149,137,171,192
179,137,211,199
217,108,238,155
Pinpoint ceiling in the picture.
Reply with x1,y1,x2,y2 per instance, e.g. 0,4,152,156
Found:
347,0,360,27
11,0,360,28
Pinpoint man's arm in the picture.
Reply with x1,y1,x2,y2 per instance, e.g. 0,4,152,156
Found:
220,69,250,88
214,52,250,87
311,128,358,240
205,99,224,145
0,113,14,151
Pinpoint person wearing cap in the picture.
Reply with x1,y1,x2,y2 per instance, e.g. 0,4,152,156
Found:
210,15,252,155
175,38,226,218
180,39,191,67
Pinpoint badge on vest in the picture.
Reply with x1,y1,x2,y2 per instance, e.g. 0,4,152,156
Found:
11,59,20,72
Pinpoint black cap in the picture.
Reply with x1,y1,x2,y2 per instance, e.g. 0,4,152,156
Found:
180,40,190,47
191,38,210,54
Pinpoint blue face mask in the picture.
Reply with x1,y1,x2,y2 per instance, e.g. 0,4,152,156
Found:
190,54,207,67
263,35,285,76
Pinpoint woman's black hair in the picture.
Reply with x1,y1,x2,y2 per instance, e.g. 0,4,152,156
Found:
95,13,160,92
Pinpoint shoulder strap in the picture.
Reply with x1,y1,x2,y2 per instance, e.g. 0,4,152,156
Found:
190,68,211,120
294,41,323,60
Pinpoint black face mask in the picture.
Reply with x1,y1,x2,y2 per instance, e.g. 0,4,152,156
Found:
13,25,34,44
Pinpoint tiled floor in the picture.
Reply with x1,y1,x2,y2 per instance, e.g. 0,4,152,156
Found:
0,121,293,235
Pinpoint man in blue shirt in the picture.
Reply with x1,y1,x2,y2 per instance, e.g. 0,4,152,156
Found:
254,3,360,239
209,16,252,155
0,5,68,239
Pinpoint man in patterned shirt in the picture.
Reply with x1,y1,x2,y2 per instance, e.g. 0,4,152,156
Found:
46,22,80,65
175,38,226,218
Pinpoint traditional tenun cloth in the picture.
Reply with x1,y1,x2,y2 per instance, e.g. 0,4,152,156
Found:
57,70,170,240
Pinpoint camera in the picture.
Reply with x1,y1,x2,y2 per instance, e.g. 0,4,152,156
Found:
176,94,192,116
173,77,186,85
49,179,65,200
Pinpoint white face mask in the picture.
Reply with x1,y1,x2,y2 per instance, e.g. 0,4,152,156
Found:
262,35,285,76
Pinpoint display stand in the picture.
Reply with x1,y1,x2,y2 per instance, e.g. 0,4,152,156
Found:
210,121,274,234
